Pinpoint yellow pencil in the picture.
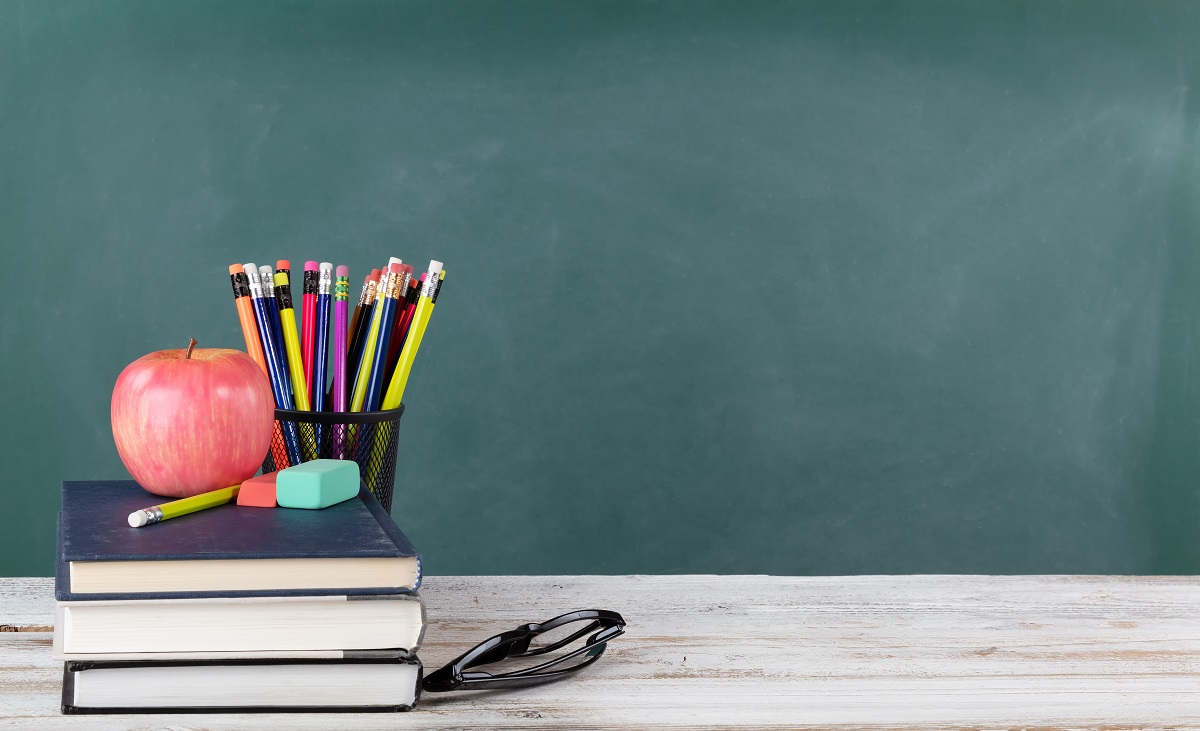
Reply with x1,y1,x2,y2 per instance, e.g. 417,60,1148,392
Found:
273,272,311,411
127,485,240,527
381,262,444,410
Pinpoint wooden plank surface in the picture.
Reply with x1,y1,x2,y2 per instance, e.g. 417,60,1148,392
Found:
2,575,1199,729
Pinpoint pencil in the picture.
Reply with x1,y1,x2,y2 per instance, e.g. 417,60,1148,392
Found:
128,485,241,527
274,270,311,412
228,264,268,376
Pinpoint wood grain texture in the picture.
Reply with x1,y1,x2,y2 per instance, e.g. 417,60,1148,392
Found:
2,575,1200,729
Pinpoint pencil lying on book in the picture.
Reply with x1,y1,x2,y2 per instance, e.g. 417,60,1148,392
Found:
128,485,240,527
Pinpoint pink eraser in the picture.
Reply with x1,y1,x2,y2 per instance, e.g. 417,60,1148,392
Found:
238,471,278,508
304,261,318,271
369,268,381,281
336,265,349,277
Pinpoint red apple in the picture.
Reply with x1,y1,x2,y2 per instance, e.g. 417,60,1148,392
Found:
111,339,275,498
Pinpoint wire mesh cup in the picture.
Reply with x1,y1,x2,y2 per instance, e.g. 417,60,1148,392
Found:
261,406,405,513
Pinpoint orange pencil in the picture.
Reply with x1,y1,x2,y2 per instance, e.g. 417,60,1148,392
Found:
229,264,268,375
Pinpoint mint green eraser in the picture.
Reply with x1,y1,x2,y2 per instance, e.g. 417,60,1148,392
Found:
276,459,360,509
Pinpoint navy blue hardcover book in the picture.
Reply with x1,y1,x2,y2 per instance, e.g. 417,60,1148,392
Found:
58,480,421,601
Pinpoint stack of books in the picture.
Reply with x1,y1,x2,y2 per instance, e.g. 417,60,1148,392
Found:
53,480,425,714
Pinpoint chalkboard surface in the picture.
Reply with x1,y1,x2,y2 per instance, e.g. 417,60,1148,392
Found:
2,0,1198,576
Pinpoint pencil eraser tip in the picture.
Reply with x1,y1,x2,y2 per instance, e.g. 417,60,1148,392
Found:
277,259,291,270
319,262,333,272
243,263,257,275
369,269,381,280
128,511,148,528
337,265,350,277
389,261,403,273
428,260,443,274
388,256,403,267
304,261,319,271
228,264,243,275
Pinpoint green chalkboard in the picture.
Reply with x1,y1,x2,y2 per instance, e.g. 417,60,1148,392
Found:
2,0,1199,576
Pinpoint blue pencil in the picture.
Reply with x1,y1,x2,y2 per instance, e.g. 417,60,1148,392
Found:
244,264,303,466
312,263,333,451
258,264,294,403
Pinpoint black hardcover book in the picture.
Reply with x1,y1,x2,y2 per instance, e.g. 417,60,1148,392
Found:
62,655,421,714
58,480,421,600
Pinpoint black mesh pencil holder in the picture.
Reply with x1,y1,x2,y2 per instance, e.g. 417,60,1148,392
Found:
262,406,405,513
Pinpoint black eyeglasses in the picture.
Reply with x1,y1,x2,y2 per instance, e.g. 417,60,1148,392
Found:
423,609,626,692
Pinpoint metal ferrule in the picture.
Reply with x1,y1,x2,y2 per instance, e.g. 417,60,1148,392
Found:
364,278,379,306
334,277,350,301
244,267,265,298
143,507,163,526
384,271,402,300
420,271,438,299
319,267,333,296
260,266,276,297
304,269,319,296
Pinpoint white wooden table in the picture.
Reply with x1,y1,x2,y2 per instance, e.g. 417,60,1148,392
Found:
2,575,1199,729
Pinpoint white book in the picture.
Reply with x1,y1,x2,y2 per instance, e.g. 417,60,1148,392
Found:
63,655,421,713
54,592,424,660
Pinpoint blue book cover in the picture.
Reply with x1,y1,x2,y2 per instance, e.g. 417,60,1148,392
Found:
58,480,421,601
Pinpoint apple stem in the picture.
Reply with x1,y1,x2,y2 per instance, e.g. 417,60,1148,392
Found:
186,338,198,360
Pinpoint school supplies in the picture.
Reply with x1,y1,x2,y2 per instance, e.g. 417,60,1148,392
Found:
127,485,241,528
383,261,444,409
227,265,268,376
301,261,319,403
